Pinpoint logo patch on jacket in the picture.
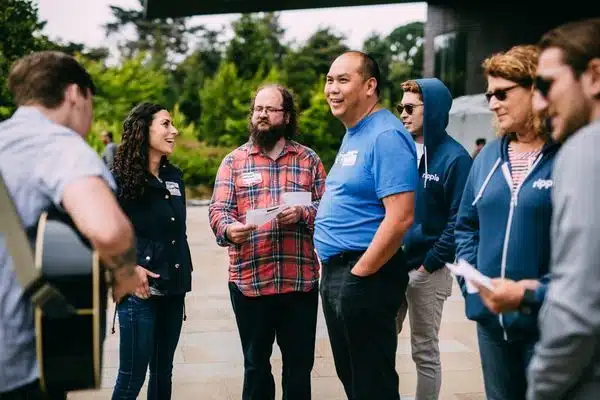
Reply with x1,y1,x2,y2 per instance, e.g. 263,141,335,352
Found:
532,179,553,190
165,181,182,196
422,173,440,183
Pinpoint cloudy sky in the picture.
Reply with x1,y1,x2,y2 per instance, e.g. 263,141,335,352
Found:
36,0,427,55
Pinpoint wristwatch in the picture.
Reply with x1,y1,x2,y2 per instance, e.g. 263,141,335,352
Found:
518,288,537,315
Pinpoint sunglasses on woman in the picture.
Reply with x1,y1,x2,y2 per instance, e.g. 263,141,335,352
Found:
484,85,521,102
396,103,423,115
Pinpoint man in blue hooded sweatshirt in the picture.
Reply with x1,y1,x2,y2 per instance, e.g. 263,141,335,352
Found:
396,78,472,399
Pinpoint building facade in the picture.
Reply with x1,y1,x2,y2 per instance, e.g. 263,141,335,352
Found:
425,2,599,95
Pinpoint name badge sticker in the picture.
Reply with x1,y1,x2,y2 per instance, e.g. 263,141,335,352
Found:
165,181,182,196
341,150,358,167
241,172,263,186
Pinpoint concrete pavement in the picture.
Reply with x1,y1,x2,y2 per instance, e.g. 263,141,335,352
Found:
69,207,485,399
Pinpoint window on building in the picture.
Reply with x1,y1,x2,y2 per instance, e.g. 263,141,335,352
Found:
434,31,467,97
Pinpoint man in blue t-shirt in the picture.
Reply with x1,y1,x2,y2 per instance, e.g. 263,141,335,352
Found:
314,51,418,400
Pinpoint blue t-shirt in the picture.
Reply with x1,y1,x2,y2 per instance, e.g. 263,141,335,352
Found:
314,109,418,262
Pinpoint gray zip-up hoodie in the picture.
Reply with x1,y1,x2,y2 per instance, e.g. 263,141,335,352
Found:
527,119,600,400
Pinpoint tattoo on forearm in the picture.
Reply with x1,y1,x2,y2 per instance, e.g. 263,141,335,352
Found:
105,242,137,276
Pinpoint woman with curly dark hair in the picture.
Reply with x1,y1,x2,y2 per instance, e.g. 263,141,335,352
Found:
110,102,193,400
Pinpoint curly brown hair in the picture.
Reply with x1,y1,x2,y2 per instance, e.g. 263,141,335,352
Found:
481,45,549,140
112,102,167,200
400,80,422,99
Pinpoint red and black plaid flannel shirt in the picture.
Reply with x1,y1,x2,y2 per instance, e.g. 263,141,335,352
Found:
209,140,327,297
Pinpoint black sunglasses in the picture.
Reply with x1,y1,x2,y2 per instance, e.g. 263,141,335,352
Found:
484,84,521,102
396,103,423,115
534,76,554,99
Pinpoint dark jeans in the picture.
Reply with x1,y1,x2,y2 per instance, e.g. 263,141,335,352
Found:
229,283,318,400
477,323,536,400
0,381,65,400
320,250,409,400
112,294,185,400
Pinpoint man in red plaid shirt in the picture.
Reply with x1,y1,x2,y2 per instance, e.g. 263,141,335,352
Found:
209,84,327,400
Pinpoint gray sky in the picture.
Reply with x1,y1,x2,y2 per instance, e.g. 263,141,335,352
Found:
36,0,427,57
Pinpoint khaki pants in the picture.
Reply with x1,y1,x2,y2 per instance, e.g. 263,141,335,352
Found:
396,267,453,400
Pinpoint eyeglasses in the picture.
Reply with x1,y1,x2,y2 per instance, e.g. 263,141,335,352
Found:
396,103,423,115
485,85,521,102
534,76,555,99
253,106,285,115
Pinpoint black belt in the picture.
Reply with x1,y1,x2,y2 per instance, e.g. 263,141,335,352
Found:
323,250,366,266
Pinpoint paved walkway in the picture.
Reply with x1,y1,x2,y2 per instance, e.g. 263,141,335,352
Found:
69,207,485,399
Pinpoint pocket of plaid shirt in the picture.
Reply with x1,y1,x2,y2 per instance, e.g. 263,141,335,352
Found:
235,175,261,213
285,173,312,193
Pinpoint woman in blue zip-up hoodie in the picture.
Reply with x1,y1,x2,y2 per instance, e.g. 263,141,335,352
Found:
455,45,559,400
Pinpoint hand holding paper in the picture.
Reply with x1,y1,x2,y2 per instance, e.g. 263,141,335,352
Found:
245,192,312,227
245,206,282,226
446,259,494,294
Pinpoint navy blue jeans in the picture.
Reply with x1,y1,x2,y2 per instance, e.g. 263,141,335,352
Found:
320,251,408,400
229,283,318,400
111,294,185,400
476,324,536,400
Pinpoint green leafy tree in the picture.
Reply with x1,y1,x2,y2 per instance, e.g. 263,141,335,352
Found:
198,62,251,146
104,0,203,68
298,81,345,169
0,0,54,118
225,13,288,80
170,27,224,124
283,28,348,109
81,52,169,150
387,21,424,76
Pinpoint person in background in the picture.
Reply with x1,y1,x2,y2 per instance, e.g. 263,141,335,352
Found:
110,102,193,400
209,84,326,400
396,78,472,400
101,130,119,169
454,44,558,399
472,137,487,159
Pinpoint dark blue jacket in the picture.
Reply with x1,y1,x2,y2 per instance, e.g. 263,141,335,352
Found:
455,135,559,341
402,78,473,273
115,162,193,295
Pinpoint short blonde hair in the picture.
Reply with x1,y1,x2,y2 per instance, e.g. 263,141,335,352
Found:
481,45,548,139
400,80,422,100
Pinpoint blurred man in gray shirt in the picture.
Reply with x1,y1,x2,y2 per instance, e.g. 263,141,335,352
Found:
527,18,600,400
101,131,119,169
0,51,142,399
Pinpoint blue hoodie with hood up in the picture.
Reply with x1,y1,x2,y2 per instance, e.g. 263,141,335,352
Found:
455,134,560,341
402,78,473,273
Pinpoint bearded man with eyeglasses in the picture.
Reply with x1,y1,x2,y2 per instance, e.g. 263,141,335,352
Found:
396,78,472,400
209,84,326,400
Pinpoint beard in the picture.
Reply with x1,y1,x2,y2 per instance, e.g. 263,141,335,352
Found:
249,120,287,152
